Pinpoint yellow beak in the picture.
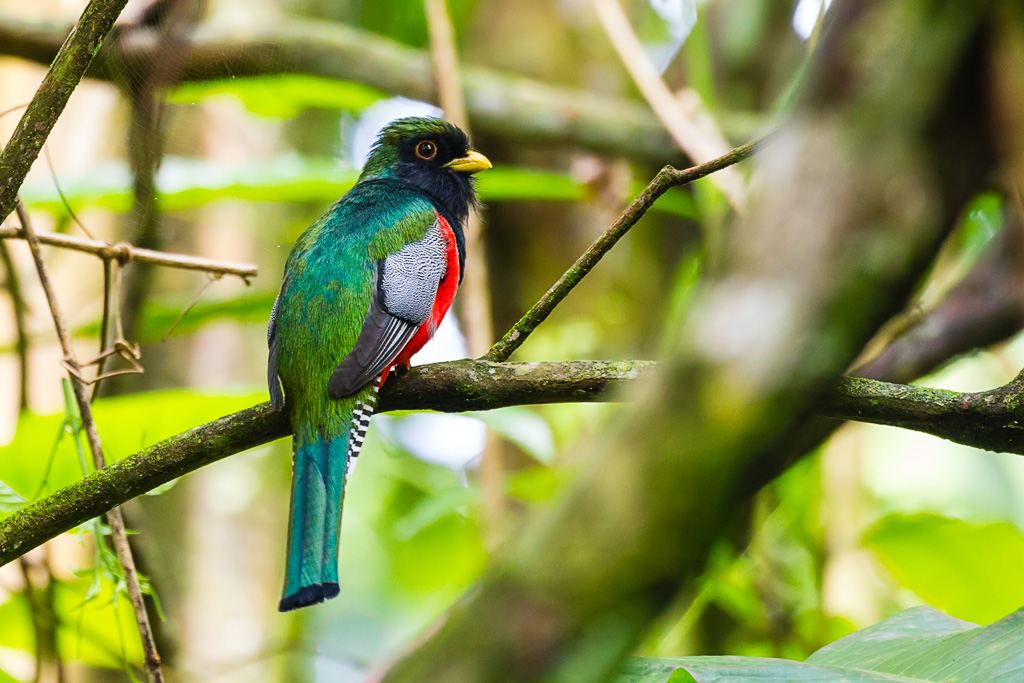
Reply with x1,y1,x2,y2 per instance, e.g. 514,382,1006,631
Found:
444,150,492,174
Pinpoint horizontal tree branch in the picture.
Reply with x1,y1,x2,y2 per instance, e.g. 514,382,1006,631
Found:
825,373,1024,450
0,224,258,281
2,358,1023,567
0,11,680,163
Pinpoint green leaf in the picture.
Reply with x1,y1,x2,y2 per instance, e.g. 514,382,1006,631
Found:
919,191,1003,306
0,479,26,514
864,513,1024,624
167,74,386,118
617,605,1024,682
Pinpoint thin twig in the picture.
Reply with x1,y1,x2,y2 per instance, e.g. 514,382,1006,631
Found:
422,0,493,352
424,0,468,133
90,258,115,400
0,239,29,411
0,103,28,120
484,136,765,362
16,201,165,683
0,0,130,223
161,272,219,342
592,0,745,209
0,225,257,281
44,146,94,240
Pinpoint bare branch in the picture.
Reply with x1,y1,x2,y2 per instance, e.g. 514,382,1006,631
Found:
0,224,258,281
826,373,1024,451
483,137,765,362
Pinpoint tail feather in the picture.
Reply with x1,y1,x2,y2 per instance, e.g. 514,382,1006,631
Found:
279,382,380,612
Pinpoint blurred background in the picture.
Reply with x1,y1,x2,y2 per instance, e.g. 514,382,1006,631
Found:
1,0,1023,681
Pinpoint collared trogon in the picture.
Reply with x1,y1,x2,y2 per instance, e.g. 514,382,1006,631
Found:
267,117,491,611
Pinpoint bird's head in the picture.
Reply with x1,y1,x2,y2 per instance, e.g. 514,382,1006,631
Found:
359,117,491,226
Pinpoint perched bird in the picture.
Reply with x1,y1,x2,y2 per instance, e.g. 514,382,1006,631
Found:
267,117,490,611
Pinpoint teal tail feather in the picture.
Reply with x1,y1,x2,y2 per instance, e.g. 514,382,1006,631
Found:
279,389,377,612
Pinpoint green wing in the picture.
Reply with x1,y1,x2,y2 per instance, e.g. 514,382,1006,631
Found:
267,182,439,441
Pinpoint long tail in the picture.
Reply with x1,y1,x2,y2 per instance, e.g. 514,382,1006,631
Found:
279,385,379,612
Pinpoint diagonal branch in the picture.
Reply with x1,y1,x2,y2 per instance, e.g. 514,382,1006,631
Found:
484,136,765,362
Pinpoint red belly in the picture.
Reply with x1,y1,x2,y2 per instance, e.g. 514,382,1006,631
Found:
381,214,460,383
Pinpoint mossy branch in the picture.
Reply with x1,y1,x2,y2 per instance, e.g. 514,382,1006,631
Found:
3,358,1024,567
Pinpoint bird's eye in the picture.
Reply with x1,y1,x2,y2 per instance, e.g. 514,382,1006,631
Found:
415,140,438,161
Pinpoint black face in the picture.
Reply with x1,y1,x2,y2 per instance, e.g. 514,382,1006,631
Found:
391,127,479,229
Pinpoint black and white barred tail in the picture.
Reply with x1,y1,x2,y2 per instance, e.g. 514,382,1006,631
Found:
345,379,380,478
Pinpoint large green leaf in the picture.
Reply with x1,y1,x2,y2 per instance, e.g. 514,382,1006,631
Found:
865,513,1024,624
618,605,1024,682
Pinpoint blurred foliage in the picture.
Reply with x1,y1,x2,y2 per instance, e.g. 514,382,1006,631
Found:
19,156,696,218
0,577,144,670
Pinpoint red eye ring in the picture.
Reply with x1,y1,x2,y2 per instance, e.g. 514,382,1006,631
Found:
415,140,438,161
